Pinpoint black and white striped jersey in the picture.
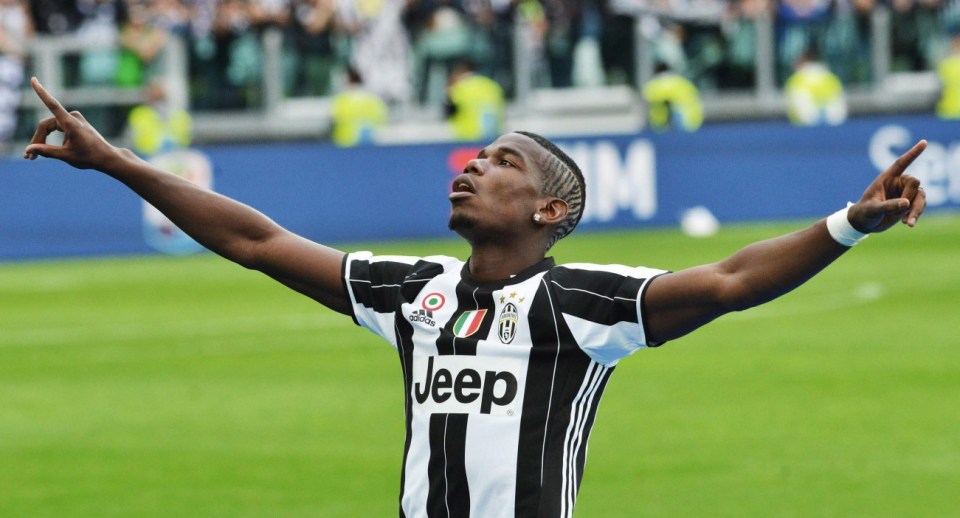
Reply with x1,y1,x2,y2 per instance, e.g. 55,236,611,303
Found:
342,252,667,518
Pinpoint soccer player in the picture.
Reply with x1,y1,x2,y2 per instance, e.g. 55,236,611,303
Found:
23,78,926,517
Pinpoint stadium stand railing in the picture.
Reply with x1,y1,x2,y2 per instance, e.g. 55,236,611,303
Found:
15,6,943,147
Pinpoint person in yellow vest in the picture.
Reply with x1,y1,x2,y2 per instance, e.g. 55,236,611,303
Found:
445,60,505,142
785,48,847,126
936,32,960,119
331,66,389,147
127,81,192,157
642,64,703,132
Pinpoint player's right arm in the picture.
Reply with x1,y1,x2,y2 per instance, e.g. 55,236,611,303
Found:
23,78,351,314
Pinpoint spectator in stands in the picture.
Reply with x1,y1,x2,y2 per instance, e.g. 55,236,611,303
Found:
0,0,32,152
211,0,258,109
188,0,218,40
598,0,638,86
936,30,960,118
482,0,519,95
820,0,874,85
148,0,191,35
336,0,412,105
457,0,497,73
444,58,505,141
126,79,192,156
776,0,832,82
608,0,726,89
541,0,578,87
642,63,703,132
116,1,169,88
250,0,289,30
183,0,220,110
75,0,126,86
248,0,292,102
543,0,631,89
284,0,336,97
568,0,604,88
718,0,772,90
330,66,388,147
29,0,82,34
889,0,944,73
785,46,847,126
514,0,550,87
405,0,474,103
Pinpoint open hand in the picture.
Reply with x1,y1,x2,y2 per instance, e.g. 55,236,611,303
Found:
22,77,120,170
848,139,927,233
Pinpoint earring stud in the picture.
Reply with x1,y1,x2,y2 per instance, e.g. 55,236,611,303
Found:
533,213,542,223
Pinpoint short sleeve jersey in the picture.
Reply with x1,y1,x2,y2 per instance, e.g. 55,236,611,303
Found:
342,252,667,518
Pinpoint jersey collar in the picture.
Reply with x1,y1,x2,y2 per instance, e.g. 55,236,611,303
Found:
460,257,556,290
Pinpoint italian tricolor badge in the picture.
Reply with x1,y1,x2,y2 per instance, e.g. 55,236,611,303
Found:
452,310,487,338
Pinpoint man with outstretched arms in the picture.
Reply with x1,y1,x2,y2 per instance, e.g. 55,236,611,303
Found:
23,78,927,517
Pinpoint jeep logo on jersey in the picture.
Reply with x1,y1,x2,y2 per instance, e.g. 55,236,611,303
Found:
412,356,520,416
498,303,519,343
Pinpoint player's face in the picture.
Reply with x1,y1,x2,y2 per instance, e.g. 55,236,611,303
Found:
448,133,549,243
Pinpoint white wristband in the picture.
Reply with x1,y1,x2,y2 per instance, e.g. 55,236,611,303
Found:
826,203,869,247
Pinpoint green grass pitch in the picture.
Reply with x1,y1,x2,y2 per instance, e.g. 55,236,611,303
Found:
2,215,958,516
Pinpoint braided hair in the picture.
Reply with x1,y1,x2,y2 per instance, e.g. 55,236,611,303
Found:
514,131,586,249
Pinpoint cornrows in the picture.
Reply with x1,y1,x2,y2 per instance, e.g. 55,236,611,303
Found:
514,131,586,249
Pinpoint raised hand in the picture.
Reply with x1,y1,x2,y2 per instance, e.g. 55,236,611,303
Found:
848,139,927,233
23,77,121,171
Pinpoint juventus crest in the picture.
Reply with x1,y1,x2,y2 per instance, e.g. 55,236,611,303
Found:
498,303,519,343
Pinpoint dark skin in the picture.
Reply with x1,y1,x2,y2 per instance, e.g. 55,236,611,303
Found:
24,77,928,344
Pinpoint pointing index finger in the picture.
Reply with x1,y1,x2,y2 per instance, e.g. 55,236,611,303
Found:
31,77,70,122
883,139,927,179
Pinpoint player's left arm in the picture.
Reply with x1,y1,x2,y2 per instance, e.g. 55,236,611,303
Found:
643,140,927,344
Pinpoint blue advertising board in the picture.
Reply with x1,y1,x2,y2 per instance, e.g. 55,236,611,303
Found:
2,115,958,260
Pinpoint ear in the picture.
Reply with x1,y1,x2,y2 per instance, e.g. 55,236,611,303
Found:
536,198,569,226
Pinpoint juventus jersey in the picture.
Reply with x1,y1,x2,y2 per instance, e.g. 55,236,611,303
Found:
342,252,667,518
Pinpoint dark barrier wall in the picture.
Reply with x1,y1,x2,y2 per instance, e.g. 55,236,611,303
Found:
2,115,959,260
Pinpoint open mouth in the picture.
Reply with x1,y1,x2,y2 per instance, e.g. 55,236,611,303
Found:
449,176,476,200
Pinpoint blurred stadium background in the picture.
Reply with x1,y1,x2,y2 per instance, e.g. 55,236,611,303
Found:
2,0,960,516
4,0,960,144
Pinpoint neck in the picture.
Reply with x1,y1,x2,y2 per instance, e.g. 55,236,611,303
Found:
467,242,548,282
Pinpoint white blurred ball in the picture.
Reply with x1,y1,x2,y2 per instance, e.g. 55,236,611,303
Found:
680,206,720,238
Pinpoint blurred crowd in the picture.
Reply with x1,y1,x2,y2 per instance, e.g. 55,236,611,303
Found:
3,0,960,146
